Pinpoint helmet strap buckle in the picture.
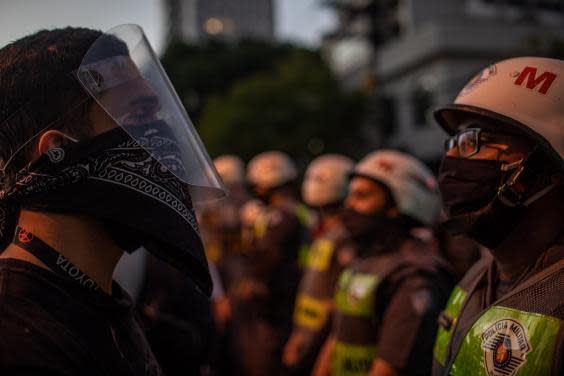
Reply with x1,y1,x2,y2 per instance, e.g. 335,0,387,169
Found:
497,162,526,207
497,150,555,208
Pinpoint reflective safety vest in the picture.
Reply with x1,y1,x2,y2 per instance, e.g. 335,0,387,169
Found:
433,258,489,369
332,266,380,376
332,243,448,376
434,258,564,376
293,225,353,333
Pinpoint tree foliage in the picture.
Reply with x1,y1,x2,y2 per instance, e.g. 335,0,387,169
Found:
161,39,367,165
161,39,293,121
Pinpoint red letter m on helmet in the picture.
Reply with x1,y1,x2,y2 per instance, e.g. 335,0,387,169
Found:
514,66,557,95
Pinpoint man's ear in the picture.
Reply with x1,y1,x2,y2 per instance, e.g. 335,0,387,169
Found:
37,130,68,155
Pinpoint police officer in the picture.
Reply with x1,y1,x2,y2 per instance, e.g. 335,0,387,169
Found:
246,151,312,320
0,25,225,374
224,151,310,375
283,154,355,375
313,150,453,376
199,155,250,263
239,199,267,253
300,154,354,238
207,155,249,323
214,154,249,208
197,156,250,375
432,57,564,375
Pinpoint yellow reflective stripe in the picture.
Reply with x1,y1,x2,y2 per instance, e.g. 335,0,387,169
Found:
332,341,378,376
335,270,379,317
306,238,334,271
433,286,467,366
293,293,329,330
254,212,269,238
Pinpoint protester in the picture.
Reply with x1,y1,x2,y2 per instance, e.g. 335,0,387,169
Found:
0,25,224,374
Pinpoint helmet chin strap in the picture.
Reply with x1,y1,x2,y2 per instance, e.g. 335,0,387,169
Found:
496,149,559,208
442,150,558,245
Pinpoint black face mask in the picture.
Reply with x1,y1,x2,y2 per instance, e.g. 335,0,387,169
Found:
341,208,386,241
438,156,522,249
340,207,412,254
0,125,212,296
438,157,508,217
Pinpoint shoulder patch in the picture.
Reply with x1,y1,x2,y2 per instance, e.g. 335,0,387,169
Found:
480,318,532,376
411,289,432,316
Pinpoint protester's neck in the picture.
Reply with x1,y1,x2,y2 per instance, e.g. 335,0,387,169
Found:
492,186,564,281
3,210,123,293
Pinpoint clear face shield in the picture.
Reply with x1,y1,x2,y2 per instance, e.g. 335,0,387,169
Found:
75,24,226,203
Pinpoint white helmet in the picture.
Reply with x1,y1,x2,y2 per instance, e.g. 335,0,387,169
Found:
352,150,441,225
213,155,245,185
302,154,354,207
435,57,564,169
246,151,297,189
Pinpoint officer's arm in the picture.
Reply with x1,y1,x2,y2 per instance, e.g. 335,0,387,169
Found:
375,276,442,374
312,335,336,376
370,358,399,376
282,331,304,367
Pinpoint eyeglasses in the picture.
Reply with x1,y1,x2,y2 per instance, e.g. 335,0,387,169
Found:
444,128,499,159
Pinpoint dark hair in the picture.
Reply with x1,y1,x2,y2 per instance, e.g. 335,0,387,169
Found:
0,27,104,184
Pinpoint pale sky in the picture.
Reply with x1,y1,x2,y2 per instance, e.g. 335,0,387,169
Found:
276,0,336,46
0,0,336,53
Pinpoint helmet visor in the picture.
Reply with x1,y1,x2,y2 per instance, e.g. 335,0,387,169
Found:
75,24,225,203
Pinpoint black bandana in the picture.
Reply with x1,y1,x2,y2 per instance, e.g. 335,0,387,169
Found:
0,126,212,295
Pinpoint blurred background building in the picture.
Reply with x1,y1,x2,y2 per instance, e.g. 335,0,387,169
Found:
322,0,564,165
166,0,275,42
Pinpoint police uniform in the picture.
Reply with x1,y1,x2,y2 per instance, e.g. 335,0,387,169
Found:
331,237,453,375
227,203,309,375
253,203,311,332
433,237,564,376
287,225,357,374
